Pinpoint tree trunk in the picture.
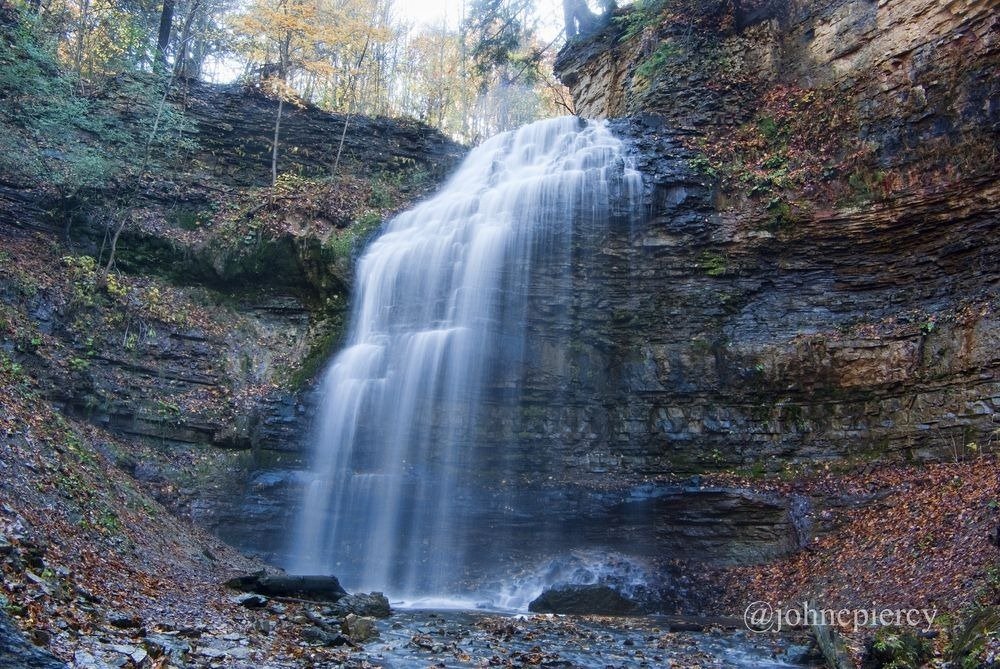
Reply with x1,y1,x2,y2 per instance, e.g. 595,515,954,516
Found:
225,574,348,601
272,97,283,187
155,0,175,68
74,0,90,79
102,213,128,282
173,0,201,79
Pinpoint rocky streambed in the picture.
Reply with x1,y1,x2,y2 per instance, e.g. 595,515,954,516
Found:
351,609,823,669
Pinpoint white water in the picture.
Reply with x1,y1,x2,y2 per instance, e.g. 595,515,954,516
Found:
291,116,642,600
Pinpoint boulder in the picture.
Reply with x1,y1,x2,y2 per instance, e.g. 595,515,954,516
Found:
341,614,378,642
330,592,391,619
233,593,268,609
143,633,192,664
299,626,350,647
528,585,642,616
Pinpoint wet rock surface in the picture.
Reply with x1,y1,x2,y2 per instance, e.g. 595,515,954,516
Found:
0,609,67,669
357,609,823,668
528,585,643,616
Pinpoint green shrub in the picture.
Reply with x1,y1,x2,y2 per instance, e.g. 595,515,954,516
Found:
614,0,668,41
864,626,932,669
947,607,1000,669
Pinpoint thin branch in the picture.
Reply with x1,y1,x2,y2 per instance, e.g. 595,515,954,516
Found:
332,17,376,176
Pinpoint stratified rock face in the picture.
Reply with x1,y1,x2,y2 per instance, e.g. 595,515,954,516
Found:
556,0,998,135
178,80,464,187
480,117,998,478
535,0,999,478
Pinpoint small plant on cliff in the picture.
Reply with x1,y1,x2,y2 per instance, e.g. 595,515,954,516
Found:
690,84,873,208
689,155,719,178
614,0,668,41
766,197,795,228
326,211,383,260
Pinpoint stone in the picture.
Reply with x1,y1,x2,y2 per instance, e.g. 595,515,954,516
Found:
233,592,268,609
528,585,642,616
0,609,66,668
107,615,142,629
330,592,391,619
300,626,350,647
227,646,251,660
108,645,148,666
71,651,102,669
143,634,191,663
342,614,379,642
225,573,346,601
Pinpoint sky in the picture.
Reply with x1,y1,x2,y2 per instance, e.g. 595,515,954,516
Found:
394,0,568,43
394,0,465,28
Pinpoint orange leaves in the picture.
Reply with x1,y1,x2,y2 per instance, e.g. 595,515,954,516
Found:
232,0,386,84
718,456,1000,618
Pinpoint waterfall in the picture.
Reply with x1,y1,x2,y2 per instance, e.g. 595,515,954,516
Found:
291,116,642,602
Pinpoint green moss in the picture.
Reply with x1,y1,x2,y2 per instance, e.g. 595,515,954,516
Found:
287,306,348,389
325,211,383,261
698,250,728,277
691,337,712,354
847,168,888,201
756,116,782,142
636,41,681,81
766,197,795,228
171,206,211,231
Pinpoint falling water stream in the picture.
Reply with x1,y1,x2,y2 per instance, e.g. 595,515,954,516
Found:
292,116,643,603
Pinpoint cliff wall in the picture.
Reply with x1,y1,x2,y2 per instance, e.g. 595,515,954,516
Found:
541,0,999,477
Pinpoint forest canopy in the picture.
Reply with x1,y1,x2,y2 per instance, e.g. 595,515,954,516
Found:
9,0,582,142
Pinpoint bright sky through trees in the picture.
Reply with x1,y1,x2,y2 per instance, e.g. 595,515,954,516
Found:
18,0,585,142
396,0,565,41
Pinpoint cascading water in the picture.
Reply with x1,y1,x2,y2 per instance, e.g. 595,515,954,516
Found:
291,116,642,603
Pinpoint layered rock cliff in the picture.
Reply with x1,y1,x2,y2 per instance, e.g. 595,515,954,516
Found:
544,0,999,476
